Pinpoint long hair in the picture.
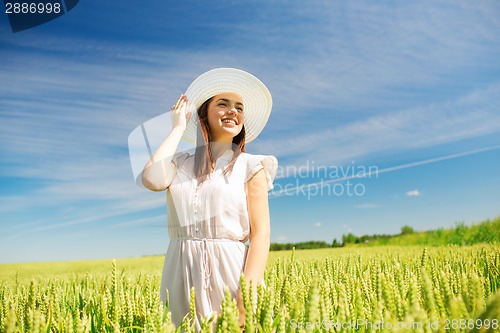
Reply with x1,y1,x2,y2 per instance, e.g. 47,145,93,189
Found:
194,97,246,185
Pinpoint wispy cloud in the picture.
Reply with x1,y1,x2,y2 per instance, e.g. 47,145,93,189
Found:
406,190,422,197
229,1,500,114
258,83,500,167
1,0,499,263
270,145,500,198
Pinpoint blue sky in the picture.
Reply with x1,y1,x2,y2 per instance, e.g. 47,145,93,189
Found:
1,1,499,264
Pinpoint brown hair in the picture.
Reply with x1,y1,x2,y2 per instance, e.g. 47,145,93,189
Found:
194,97,246,185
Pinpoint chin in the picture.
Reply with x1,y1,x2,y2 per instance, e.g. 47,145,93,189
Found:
215,128,241,140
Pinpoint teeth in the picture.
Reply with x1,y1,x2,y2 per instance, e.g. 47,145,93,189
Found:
223,119,236,125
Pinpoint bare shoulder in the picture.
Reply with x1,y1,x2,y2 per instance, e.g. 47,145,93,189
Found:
246,168,268,197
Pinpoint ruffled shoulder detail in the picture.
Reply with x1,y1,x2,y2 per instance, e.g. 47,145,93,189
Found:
243,153,278,191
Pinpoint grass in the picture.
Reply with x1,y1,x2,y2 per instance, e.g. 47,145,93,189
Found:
1,244,499,332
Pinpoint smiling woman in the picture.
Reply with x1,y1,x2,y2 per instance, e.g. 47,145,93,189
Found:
140,68,278,330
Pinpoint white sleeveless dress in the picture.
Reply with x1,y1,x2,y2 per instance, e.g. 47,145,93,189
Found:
160,149,278,329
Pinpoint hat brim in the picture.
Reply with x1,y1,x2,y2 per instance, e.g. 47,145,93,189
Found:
182,68,272,145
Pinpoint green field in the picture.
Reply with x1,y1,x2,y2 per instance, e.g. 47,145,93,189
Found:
1,245,500,332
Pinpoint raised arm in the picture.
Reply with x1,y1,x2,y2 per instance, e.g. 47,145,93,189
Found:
141,94,192,191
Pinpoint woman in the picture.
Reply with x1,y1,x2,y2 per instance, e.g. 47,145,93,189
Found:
141,68,278,330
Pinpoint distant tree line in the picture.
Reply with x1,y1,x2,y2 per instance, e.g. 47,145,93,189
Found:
340,225,415,245
270,241,332,251
270,225,416,251
270,217,500,250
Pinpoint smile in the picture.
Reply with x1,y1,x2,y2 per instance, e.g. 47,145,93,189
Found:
222,118,238,125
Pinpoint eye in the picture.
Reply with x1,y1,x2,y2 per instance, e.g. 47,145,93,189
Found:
237,107,244,113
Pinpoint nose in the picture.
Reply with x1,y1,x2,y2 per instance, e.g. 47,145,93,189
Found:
227,107,237,115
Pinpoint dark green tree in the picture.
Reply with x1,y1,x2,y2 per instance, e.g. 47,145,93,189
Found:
401,225,415,235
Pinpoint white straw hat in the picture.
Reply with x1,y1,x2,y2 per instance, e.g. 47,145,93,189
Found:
182,68,273,144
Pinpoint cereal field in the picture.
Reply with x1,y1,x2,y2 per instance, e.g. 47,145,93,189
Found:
1,245,499,332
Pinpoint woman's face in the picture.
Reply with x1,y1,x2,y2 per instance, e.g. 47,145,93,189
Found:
207,92,244,142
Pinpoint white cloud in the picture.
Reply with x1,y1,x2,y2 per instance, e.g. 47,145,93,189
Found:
406,190,421,197
314,222,321,227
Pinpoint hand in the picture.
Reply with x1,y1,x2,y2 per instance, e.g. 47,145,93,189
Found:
170,94,192,131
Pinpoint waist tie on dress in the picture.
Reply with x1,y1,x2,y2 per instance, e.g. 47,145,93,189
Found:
202,238,211,291
173,238,241,291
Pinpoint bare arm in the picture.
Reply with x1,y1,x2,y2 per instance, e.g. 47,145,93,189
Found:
237,168,271,326
242,168,271,285
141,95,191,191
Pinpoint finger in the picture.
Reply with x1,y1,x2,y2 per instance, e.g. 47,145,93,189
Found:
180,99,188,110
173,94,184,109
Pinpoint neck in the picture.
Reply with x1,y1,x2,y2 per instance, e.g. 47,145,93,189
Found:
210,141,233,161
